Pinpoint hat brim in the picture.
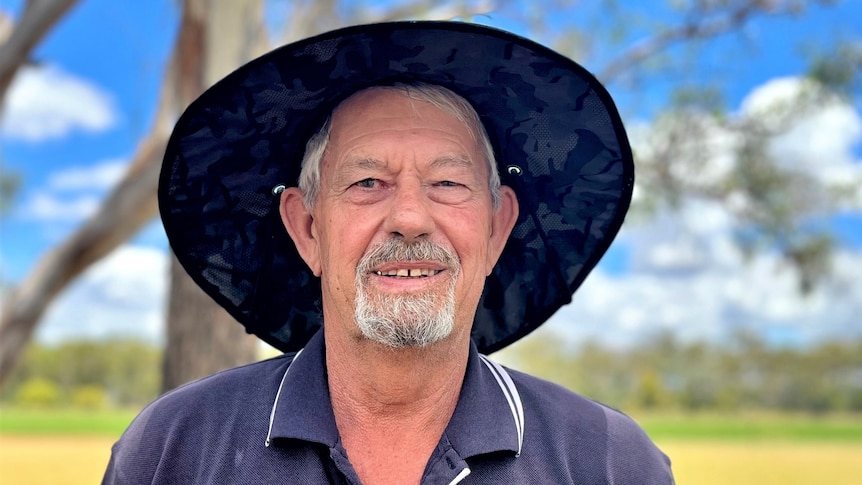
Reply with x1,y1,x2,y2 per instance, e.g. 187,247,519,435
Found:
159,21,633,354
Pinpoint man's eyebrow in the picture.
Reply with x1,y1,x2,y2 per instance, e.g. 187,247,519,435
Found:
331,158,384,188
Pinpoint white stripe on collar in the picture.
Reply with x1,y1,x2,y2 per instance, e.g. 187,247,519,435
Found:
448,466,471,485
479,355,525,456
265,348,304,447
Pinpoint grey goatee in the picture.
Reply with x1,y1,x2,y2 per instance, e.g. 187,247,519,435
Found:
354,238,461,348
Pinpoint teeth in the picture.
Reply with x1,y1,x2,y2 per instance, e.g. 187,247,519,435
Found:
374,268,440,278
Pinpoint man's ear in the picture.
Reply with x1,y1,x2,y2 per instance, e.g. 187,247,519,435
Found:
486,185,519,275
279,187,322,276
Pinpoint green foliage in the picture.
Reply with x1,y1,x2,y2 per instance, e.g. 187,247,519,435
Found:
1,339,162,408
497,330,862,414
634,76,853,293
70,385,108,410
807,40,862,97
0,170,21,215
14,378,61,407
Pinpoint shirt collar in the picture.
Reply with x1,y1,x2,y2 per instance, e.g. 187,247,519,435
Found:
267,329,339,447
266,329,523,458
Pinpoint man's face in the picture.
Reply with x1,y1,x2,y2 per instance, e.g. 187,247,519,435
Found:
304,88,512,347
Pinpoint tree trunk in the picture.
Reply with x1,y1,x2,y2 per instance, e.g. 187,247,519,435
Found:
161,254,258,391
159,0,265,392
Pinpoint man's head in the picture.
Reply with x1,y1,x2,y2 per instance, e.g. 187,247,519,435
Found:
279,85,519,348
159,21,635,353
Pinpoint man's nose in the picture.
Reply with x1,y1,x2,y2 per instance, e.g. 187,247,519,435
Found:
383,182,435,241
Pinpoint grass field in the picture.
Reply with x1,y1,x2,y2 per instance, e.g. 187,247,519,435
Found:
2,408,861,484
0,435,115,485
635,411,862,441
0,407,138,435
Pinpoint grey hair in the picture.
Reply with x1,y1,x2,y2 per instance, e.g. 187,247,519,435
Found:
297,83,501,209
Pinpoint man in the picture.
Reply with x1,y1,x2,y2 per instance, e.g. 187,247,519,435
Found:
104,21,674,484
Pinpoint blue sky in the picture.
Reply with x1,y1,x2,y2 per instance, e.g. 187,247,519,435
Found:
1,0,861,349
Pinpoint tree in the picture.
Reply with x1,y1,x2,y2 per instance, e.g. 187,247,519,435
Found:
158,0,267,392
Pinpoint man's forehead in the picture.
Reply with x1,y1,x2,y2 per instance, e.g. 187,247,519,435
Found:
329,87,427,126
336,154,477,172
324,87,483,160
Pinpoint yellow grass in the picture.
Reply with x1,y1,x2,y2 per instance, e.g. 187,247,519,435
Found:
0,435,115,485
660,440,862,485
2,435,862,484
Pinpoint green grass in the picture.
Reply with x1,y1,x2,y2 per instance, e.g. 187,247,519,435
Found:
635,412,862,441
3,407,862,442
0,407,138,436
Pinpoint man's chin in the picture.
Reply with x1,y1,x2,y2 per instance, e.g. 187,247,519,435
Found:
362,332,451,350
354,308,454,349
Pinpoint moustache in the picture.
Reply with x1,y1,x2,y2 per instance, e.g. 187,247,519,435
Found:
357,238,460,274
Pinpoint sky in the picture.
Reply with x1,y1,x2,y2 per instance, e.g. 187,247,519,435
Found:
1,0,861,350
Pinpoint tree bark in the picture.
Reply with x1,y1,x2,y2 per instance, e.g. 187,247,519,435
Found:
161,254,258,391
0,0,79,107
158,0,264,392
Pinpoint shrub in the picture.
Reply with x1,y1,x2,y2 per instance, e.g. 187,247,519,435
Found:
14,378,61,407
70,385,108,410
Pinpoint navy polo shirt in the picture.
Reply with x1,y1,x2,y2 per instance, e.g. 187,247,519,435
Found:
103,330,673,484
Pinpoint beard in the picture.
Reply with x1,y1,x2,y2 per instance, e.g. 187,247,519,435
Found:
354,238,461,348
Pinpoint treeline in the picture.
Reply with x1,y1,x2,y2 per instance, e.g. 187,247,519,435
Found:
3,332,862,413
498,331,862,414
0,340,162,409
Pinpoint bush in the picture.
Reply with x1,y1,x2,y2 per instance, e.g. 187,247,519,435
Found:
70,385,108,410
14,378,61,407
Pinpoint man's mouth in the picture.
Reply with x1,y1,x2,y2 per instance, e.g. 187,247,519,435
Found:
373,268,442,278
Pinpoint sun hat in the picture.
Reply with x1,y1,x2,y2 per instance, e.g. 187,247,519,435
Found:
159,20,634,354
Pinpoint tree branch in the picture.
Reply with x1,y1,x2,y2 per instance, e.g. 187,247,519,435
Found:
0,0,79,108
599,1,791,82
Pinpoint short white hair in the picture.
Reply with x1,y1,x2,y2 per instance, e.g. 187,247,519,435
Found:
297,83,501,209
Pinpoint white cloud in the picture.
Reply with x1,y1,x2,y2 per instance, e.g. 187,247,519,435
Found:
46,159,127,191
1,64,116,141
537,218,862,350
16,159,127,222
17,192,102,221
740,76,862,208
35,245,168,345
524,77,862,350
632,76,862,215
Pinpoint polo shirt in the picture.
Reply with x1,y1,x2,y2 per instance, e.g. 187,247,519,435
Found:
103,330,674,484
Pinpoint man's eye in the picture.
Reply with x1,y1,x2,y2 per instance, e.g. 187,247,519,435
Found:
354,178,377,188
436,180,461,187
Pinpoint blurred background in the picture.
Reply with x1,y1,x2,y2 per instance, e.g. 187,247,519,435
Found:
1,0,861,483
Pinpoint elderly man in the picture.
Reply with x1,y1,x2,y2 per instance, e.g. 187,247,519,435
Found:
104,22,673,484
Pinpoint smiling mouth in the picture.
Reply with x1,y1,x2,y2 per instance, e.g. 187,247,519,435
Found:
374,268,442,278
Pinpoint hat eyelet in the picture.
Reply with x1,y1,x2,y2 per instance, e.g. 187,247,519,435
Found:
271,184,286,196
506,165,523,176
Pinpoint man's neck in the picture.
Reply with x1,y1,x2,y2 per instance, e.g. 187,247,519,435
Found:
324,325,470,485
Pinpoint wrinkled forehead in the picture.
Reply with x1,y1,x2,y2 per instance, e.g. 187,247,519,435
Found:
325,87,485,162
329,87,414,126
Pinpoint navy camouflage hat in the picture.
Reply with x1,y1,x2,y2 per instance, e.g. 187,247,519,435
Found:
159,21,633,354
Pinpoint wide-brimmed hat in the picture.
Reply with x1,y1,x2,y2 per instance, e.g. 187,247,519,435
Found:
159,20,633,354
